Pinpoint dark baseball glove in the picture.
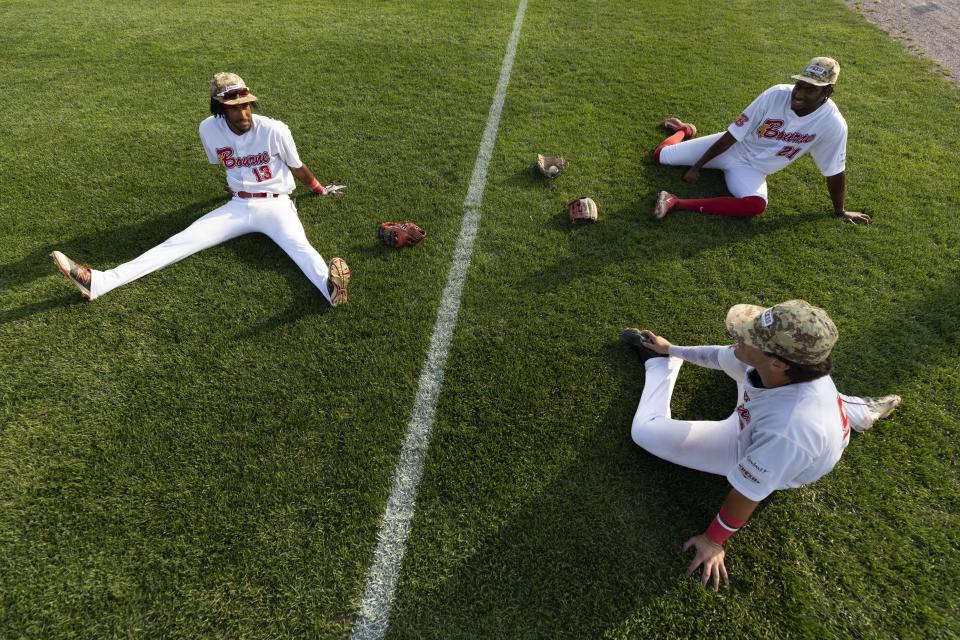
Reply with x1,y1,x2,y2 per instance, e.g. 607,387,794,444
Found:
378,221,426,248
536,154,567,178
568,196,598,224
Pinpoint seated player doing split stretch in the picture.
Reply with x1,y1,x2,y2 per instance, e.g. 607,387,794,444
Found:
622,300,900,590
652,57,871,224
51,72,351,306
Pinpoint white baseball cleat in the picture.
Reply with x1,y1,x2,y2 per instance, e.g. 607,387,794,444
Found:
327,257,351,306
50,250,93,300
852,394,902,432
653,191,678,220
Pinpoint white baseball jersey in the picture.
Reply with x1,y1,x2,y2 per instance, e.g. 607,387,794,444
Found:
727,84,847,177
199,114,303,194
716,347,851,502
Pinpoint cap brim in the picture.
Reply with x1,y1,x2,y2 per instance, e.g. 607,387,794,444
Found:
217,93,258,105
791,74,832,87
725,304,765,343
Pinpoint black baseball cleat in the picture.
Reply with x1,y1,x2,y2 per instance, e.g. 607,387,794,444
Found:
621,328,667,363
50,250,93,300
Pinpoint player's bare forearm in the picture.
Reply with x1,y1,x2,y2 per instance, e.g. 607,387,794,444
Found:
290,164,346,196
290,163,318,186
721,487,759,523
826,171,871,224
684,131,737,183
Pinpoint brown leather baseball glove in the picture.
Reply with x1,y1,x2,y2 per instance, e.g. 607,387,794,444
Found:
536,154,567,178
568,196,598,224
378,221,426,248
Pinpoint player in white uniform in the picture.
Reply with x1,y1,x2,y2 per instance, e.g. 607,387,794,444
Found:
621,300,901,591
50,72,351,305
651,57,871,224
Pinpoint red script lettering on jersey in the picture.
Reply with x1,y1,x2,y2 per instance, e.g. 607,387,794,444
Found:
216,147,270,169
756,119,817,144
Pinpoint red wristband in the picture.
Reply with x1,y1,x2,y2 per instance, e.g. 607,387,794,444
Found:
704,506,747,545
307,178,324,194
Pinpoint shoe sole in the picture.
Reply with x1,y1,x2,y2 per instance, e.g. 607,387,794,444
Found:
328,257,351,306
621,328,653,348
653,191,674,220
50,251,91,300
621,328,667,360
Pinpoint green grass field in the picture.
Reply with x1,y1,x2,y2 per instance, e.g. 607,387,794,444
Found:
1,0,958,638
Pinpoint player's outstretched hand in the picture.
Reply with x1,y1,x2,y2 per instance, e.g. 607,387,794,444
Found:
839,210,871,225
321,183,347,196
639,330,672,355
682,167,701,184
683,534,729,592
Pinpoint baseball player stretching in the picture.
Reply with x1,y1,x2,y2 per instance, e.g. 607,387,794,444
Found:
51,72,350,305
621,300,900,590
652,57,871,225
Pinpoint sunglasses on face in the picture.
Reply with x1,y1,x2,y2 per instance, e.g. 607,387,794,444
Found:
218,87,249,100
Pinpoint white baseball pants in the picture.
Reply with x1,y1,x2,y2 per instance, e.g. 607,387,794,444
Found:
631,357,877,476
89,196,334,303
658,132,769,201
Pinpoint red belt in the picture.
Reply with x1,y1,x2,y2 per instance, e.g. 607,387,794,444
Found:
236,191,282,199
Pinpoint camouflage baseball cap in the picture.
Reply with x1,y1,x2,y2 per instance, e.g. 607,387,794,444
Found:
725,299,838,364
210,72,258,105
791,57,840,86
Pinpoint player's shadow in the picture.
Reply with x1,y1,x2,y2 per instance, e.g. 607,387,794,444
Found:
225,235,334,341
1,193,345,332
386,345,752,638
519,196,824,295
829,267,960,396
386,273,960,636
0,195,227,321
0,294,82,326
3,195,230,291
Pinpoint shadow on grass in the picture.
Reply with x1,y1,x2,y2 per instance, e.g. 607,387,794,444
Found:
0,294,82,326
519,199,825,295
833,267,960,395
386,274,958,638
386,345,744,639
1,196,229,294
2,194,344,331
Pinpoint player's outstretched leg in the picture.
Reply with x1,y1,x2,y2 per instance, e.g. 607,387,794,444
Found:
841,394,902,432
652,194,767,220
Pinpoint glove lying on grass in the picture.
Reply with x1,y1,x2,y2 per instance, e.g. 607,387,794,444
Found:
378,221,426,248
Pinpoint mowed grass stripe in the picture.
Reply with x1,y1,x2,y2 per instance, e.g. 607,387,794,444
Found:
0,2,524,638
351,2,528,638
384,0,960,638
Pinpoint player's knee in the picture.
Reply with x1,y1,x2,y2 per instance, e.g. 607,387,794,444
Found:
741,196,766,216
653,144,666,163
630,413,659,449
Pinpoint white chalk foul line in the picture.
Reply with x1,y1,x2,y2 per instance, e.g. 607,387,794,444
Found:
349,2,528,638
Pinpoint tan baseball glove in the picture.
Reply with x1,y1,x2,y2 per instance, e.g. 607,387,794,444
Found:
568,196,598,224
536,154,567,178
